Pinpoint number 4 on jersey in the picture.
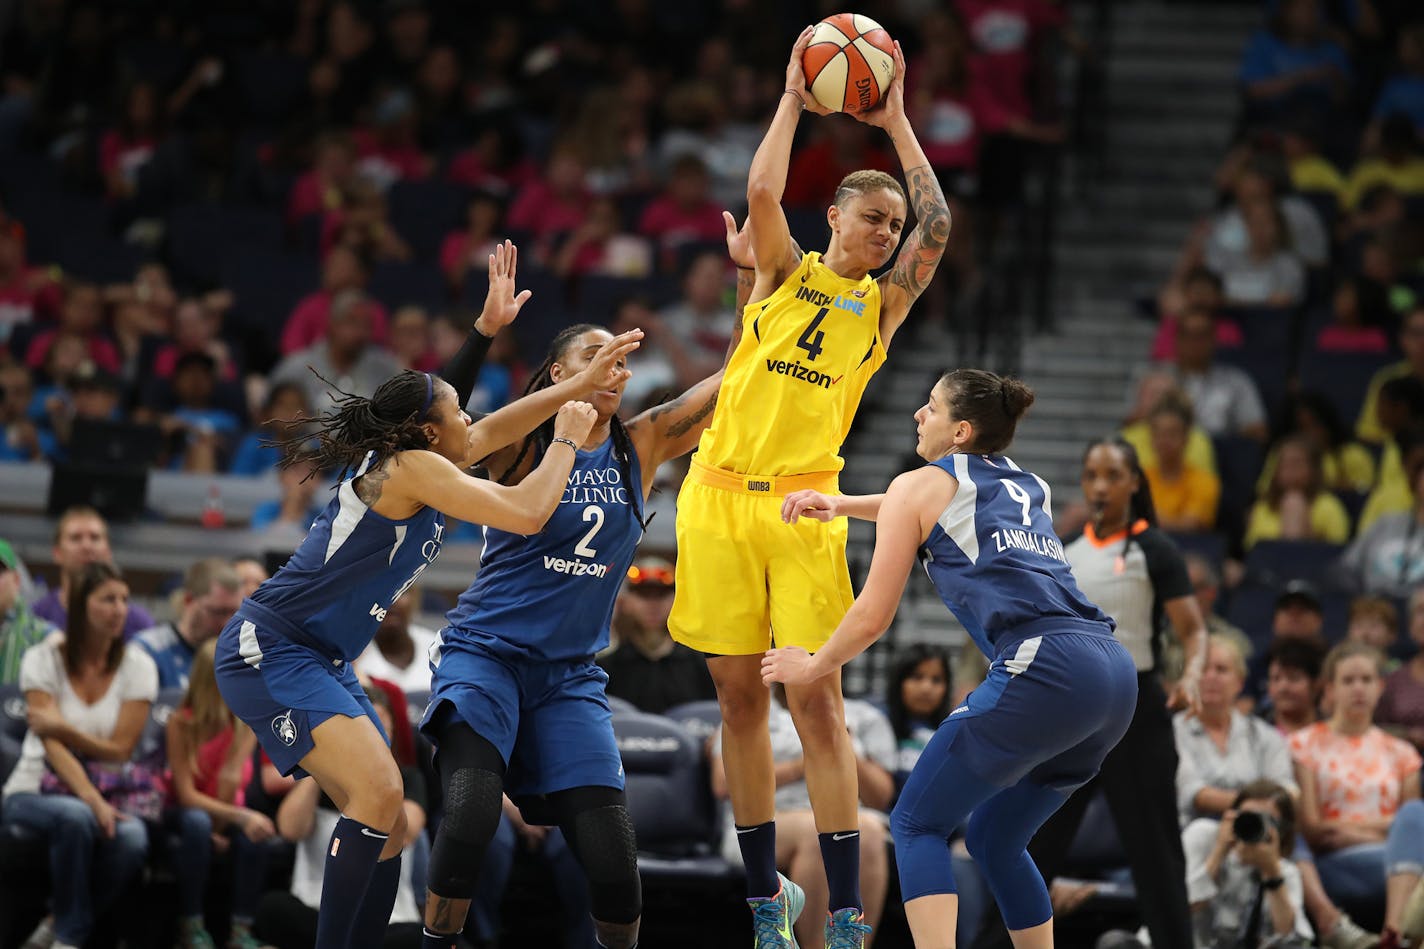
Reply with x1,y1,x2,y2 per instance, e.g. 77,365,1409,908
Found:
796,308,828,362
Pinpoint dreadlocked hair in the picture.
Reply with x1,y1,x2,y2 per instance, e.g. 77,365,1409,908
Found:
275,369,435,480
496,324,648,527
1083,436,1159,568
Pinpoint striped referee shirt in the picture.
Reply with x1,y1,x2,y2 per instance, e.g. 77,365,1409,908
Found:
1063,521,1193,673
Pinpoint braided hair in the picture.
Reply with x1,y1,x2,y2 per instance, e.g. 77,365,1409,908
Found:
275,369,437,479
495,324,647,526
1082,436,1159,567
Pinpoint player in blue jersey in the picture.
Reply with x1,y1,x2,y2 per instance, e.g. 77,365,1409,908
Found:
763,369,1139,949
417,224,758,949
214,242,641,949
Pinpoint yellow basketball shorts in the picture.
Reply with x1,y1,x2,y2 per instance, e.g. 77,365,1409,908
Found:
668,460,854,656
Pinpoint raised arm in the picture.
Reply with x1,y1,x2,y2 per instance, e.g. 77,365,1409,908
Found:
626,371,722,478
749,27,830,298
400,402,597,534
865,43,951,346
465,329,640,464
442,240,530,409
763,467,953,683
723,210,803,368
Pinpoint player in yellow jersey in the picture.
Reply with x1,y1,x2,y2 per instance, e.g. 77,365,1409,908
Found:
669,26,950,949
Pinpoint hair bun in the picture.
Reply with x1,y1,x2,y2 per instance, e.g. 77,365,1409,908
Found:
1000,378,1035,419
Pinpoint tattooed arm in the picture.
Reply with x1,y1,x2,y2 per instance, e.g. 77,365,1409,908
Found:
857,42,951,348
626,373,723,483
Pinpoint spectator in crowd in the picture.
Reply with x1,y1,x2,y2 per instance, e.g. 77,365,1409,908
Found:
31,506,155,637
25,281,121,378
638,154,727,269
352,88,431,188
108,264,179,385
599,557,716,715
1178,781,1314,949
1378,588,1424,753
1317,275,1393,353
1175,635,1299,827
0,538,55,684
1278,113,1346,200
445,125,536,198
1261,393,1376,496
1243,581,1328,712
1162,308,1270,441
164,639,276,949
1265,637,1326,735
883,643,955,802
953,0,1068,118
151,296,238,385
711,685,893,949
657,250,738,370
1357,307,1424,447
438,192,502,295
248,456,325,536
1369,25,1424,139
1359,377,1424,533
280,244,390,357
1121,371,1217,475
1205,199,1308,308
1144,393,1222,532
1347,595,1402,658
1243,435,1352,549
387,305,437,373
1239,0,1351,121
1341,425,1424,599
548,196,652,279
42,365,125,463
0,215,61,347
782,118,895,210
0,562,157,949
1343,115,1424,212
357,588,438,694
134,557,242,690
1206,155,1330,269
0,361,44,461
507,144,591,246
1291,642,1424,948
155,353,243,472
99,80,162,203
229,382,310,478
323,176,413,263
1184,553,1252,657
607,296,679,410
268,288,402,411
230,557,267,601
1152,266,1243,362
287,130,358,228
258,685,426,949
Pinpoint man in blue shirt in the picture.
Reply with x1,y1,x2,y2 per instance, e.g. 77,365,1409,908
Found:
135,557,242,689
31,505,156,637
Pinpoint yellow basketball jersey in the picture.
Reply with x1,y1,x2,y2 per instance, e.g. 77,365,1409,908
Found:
697,252,887,476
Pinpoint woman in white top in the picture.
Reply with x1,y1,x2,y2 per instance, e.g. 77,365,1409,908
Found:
1,562,158,949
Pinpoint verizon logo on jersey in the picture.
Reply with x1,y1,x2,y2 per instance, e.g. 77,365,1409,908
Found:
764,358,842,389
543,556,611,578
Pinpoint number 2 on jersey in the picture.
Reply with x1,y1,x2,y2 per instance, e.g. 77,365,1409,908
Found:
574,505,604,557
796,307,828,362
1000,479,1033,526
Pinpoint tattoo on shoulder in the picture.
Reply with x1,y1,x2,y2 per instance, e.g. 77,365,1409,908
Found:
354,465,390,505
887,164,951,302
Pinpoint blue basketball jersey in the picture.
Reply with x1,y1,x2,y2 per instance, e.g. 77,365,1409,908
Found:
240,453,445,662
444,436,644,661
919,453,1112,658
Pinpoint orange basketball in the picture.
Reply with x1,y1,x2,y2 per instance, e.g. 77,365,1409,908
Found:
802,14,896,114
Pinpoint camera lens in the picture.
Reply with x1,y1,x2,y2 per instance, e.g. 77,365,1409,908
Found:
1233,811,1267,844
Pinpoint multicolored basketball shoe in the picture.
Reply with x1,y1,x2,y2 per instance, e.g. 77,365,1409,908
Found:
825,907,872,949
748,871,805,948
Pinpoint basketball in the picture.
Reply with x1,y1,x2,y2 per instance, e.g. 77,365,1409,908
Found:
802,14,896,114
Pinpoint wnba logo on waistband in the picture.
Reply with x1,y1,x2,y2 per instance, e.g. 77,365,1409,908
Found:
271,710,298,746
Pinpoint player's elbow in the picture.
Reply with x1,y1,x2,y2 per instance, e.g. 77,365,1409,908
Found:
746,178,780,209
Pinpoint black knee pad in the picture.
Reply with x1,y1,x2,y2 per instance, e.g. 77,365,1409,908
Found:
568,804,642,924
427,720,506,900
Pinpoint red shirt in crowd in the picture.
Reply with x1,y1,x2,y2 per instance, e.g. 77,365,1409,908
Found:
352,129,429,183
287,171,342,227
25,329,122,374
954,0,1065,116
0,266,62,340
98,131,157,192
912,59,1022,172
1151,313,1245,361
638,197,726,250
507,180,590,240
782,141,896,210
280,290,390,355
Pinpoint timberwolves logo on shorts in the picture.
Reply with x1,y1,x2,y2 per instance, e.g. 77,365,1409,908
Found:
271,710,298,746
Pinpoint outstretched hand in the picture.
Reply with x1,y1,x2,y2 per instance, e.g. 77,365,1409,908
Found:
781,489,840,524
724,211,754,270
785,25,834,116
578,329,642,393
852,40,907,130
476,239,532,335
761,646,822,686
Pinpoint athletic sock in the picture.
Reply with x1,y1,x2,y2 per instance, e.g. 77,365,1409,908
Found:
314,815,388,949
735,821,779,900
421,928,460,949
350,854,402,949
819,830,862,912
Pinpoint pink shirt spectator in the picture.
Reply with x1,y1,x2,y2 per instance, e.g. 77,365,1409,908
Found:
637,198,726,250
954,0,1065,116
914,67,1019,172
445,152,537,195
281,291,390,355
1289,721,1422,822
99,131,156,191
352,129,428,183
1315,324,1391,353
439,232,499,284
1150,313,1245,361
24,329,121,375
287,170,342,227
507,180,590,240
151,343,239,382
0,267,62,339
782,141,897,209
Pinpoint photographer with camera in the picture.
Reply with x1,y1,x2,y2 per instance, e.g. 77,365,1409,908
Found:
1185,781,1312,948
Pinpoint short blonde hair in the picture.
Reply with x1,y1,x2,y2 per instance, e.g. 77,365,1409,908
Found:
1208,633,1247,680
834,170,905,208
1322,640,1386,683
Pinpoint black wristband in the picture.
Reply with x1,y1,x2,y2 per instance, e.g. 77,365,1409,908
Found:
1260,876,1285,891
440,326,495,409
